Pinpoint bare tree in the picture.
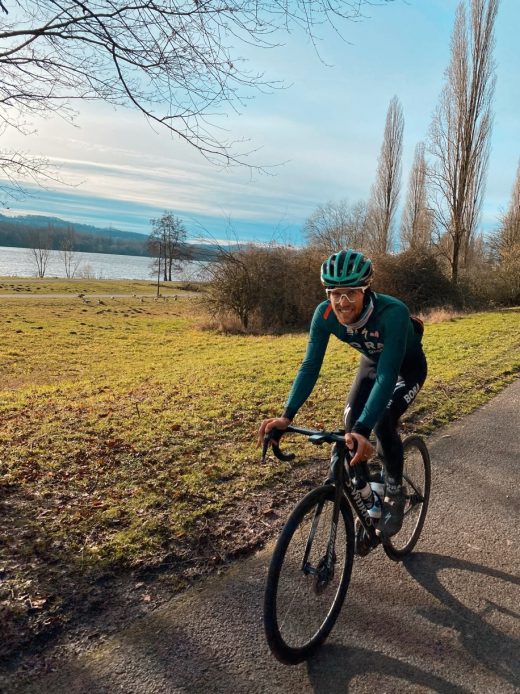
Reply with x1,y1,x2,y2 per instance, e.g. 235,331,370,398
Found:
428,0,498,282
0,0,392,196
491,159,520,262
148,235,165,297
207,245,258,330
60,227,82,278
367,95,404,254
304,199,368,254
487,158,520,303
207,243,323,331
148,212,191,284
400,142,434,252
0,144,59,204
27,230,51,277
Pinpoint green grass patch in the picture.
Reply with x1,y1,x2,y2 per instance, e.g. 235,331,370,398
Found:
0,292,519,590
0,277,204,295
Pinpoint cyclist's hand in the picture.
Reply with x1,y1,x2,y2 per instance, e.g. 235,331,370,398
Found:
345,432,375,466
257,417,291,447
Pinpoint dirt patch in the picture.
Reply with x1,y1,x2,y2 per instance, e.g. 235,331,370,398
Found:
0,455,328,682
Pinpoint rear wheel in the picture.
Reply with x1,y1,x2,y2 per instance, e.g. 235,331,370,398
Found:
264,485,354,664
383,435,431,561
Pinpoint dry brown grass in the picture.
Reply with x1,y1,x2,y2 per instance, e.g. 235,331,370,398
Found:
418,306,464,323
196,310,284,335
203,306,467,332
196,311,247,334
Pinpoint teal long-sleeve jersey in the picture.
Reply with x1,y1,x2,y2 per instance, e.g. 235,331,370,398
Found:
282,292,424,435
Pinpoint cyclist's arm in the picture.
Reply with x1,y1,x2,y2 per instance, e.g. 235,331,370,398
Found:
352,304,409,437
282,305,330,421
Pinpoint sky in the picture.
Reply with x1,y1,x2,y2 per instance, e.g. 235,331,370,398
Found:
2,0,519,246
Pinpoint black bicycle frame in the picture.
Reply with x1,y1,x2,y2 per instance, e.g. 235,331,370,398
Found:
329,439,378,542
269,425,380,571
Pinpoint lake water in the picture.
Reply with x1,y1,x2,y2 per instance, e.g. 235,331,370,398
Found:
0,246,207,281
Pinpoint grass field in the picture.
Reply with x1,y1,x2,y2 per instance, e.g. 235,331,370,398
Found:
0,277,195,295
0,278,519,656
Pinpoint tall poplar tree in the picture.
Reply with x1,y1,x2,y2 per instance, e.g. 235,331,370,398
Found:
428,0,498,282
401,142,433,252
367,96,404,254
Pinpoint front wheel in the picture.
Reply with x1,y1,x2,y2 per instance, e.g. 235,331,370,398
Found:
383,435,431,561
264,485,355,665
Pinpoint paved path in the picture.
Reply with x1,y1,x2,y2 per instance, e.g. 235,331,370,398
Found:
0,293,185,299
10,381,520,693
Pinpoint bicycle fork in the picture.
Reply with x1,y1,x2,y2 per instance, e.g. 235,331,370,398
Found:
300,496,339,581
300,445,346,583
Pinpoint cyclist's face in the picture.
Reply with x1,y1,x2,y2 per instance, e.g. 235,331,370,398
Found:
327,287,366,325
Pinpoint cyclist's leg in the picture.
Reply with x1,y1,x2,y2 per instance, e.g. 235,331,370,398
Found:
373,404,404,489
374,353,427,535
374,357,427,484
344,356,376,485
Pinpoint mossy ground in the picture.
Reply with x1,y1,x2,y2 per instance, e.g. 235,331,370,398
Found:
0,279,519,660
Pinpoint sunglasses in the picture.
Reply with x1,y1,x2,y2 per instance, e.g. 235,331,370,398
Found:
325,286,369,303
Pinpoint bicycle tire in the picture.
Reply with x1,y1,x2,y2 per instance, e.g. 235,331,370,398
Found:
383,435,431,561
264,485,355,664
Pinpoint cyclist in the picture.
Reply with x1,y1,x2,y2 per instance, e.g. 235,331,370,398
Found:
257,249,427,537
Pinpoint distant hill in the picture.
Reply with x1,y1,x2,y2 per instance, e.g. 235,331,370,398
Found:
0,213,230,260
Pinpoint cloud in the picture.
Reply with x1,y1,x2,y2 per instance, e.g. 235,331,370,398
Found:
7,104,377,230
1,0,518,245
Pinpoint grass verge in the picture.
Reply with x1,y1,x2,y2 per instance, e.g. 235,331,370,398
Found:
0,277,203,295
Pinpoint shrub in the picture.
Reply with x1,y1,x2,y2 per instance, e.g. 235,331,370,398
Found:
208,245,513,333
371,249,461,313
207,245,324,332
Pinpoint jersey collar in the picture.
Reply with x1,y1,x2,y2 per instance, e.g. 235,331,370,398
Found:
345,294,374,332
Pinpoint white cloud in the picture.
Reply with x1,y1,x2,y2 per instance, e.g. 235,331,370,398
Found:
2,0,519,243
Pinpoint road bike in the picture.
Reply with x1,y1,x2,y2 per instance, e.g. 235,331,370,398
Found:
262,425,431,665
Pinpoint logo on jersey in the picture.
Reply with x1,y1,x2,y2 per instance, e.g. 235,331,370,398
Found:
350,340,384,354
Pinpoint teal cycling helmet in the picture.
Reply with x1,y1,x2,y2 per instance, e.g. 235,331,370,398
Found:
321,249,373,288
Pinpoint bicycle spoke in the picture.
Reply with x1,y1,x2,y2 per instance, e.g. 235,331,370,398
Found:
403,473,423,498
277,521,323,630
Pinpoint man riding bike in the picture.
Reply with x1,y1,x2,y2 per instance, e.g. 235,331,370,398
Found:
258,249,427,537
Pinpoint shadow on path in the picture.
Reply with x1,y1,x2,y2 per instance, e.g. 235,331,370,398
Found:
305,550,520,693
307,642,466,694
404,552,520,689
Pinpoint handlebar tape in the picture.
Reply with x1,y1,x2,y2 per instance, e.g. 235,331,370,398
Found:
262,428,295,463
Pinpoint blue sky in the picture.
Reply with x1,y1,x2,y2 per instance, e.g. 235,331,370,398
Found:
2,0,519,245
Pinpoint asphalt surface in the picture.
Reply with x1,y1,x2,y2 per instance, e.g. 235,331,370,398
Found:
0,293,186,299
8,380,520,693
